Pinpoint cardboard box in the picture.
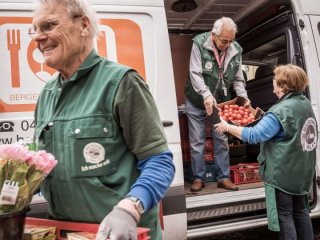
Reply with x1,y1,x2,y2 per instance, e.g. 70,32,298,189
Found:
217,96,248,109
67,232,96,240
24,224,56,240
217,96,264,126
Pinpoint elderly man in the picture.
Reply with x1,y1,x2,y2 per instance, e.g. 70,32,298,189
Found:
184,17,250,192
30,0,175,239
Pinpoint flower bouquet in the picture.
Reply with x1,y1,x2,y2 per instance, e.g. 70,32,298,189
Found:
0,143,57,214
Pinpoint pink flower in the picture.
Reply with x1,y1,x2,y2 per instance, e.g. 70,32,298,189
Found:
0,142,58,214
31,150,58,174
0,143,32,162
0,143,58,174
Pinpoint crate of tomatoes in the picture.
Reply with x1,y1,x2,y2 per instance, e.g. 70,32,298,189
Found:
217,96,264,126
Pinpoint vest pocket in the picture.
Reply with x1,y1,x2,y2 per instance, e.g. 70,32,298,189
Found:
69,117,117,178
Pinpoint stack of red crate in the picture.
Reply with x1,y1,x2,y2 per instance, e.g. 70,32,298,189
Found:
230,163,261,185
204,138,214,161
179,112,214,164
204,116,214,161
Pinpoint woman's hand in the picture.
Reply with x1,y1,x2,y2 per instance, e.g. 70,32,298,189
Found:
214,118,230,134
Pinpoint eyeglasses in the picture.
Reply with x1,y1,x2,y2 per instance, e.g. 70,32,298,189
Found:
216,36,235,45
28,19,60,39
28,16,82,39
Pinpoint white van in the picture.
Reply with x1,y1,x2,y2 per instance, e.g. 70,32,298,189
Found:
0,0,320,239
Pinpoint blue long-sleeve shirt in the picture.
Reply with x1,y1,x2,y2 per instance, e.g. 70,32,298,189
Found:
127,150,175,211
241,112,285,144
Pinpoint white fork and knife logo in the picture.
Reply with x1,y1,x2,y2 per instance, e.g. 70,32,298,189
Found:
7,29,21,88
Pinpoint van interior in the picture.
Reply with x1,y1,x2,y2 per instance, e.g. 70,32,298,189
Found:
164,0,314,230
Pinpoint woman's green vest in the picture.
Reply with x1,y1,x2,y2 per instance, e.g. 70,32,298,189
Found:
258,92,317,194
184,31,242,108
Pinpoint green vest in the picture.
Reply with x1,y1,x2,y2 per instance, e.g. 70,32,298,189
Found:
184,32,242,108
258,92,317,194
34,50,161,238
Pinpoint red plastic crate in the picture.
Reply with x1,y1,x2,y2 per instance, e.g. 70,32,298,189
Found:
230,163,261,185
179,113,215,163
25,217,150,240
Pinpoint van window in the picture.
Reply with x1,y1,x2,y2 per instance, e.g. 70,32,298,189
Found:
242,35,287,81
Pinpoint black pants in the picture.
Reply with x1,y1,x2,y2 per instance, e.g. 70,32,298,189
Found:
276,189,314,240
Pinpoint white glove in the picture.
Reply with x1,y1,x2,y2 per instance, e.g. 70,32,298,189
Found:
96,199,140,240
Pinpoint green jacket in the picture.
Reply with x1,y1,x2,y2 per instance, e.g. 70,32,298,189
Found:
184,31,243,108
34,50,161,238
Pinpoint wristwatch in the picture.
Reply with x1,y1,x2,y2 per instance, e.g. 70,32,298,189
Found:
126,196,145,215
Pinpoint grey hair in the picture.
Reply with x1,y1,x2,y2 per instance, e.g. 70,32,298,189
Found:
34,0,99,38
212,17,237,36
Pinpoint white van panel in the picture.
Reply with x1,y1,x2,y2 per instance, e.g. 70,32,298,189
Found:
291,0,320,16
299,15,320,125
309,16,320,74
163,213,187,240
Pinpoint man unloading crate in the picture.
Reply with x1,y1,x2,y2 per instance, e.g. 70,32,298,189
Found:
184,17,251,192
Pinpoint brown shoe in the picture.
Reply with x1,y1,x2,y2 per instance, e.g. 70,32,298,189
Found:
217,178,239,191
190,179,205,192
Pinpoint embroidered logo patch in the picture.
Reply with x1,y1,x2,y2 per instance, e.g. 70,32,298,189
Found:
204,61,212,70
301,117,317,151
83,142,105,164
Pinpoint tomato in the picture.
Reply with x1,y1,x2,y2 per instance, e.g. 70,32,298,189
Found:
224,112,230,118
242,119,248,125
248,116,255,122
